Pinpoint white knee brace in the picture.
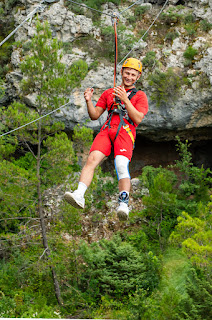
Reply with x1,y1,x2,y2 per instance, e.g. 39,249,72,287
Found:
114,155,130,180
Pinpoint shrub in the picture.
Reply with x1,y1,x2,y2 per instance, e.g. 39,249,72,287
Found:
170,209,212,269
200,19,212,32
142,51,157,69
134,5,150,18
160,10,182,25
136,29,148,42
184,14,195,24
141,166,178,247
183,46,198,66
174,136,212,202
165,31,179,42
148,68,182,106
73,125,94,149
184,23,197,36
77,236,160,302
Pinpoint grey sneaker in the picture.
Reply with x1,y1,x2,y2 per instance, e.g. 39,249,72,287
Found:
64,191,85,209
117,202,129,221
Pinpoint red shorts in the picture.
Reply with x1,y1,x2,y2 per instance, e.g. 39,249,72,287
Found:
90,123,135,161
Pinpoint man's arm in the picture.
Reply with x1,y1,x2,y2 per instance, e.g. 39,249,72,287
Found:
84,88,105,120
113,86,144,125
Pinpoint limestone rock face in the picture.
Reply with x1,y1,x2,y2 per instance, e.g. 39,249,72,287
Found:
2,0,212,144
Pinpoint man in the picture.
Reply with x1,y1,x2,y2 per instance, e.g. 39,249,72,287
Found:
64,57,148,220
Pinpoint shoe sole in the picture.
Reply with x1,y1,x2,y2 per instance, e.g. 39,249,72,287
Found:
117,209,129,221
64,193,84,209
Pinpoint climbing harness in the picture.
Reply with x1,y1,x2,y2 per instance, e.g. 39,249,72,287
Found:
102,88,139,147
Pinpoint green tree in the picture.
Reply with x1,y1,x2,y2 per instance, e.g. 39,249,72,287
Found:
0,20,88,305
140,166,178,248
169,202,212,270
77,236,160,304
174,136,212,202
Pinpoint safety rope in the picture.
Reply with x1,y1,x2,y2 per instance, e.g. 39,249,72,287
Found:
112,13,119,107
118,0,169,67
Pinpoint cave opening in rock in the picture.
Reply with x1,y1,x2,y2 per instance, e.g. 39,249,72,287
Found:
101,137,212,178
176,0,185,5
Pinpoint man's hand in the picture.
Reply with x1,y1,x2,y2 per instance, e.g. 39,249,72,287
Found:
84,88,94,102
112,86,128,104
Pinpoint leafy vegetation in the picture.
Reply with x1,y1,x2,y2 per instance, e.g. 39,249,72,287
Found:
200,19,212,32
148,68,183,106
0,1,212,319
183,45,198,67
1,105,212,319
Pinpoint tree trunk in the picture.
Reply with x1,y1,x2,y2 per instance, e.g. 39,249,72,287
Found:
37,120,63,306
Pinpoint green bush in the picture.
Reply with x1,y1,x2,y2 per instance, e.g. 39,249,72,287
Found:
200,19,212,32
165,31,179,42
140,166,178,247
160,10,182,25
169,208,212,269
184,23,197,36
148,68,182,106
174,136,212,202
184,14,195,24
73,125,94,149
65,0,122,20
127,15,136,25
134,5,150,18
183,46,198,61
137,29,148,41
77,236,160,302
142,51,157,68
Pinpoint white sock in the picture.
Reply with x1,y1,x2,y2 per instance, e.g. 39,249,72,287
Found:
76,182,87,197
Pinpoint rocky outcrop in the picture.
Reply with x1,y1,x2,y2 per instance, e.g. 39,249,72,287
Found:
2,0,212,147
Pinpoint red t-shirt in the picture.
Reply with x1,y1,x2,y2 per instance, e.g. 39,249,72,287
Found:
96,88,148,128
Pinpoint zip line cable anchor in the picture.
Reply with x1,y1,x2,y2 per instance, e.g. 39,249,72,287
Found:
111,12,120,24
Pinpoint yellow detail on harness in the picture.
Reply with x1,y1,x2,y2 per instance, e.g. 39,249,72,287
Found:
123,124,135,145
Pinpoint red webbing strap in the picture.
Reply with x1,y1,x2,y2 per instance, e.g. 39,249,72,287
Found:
113,16,119,108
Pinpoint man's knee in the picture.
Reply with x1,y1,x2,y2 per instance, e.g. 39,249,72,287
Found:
86,151,105,168
114,155,130,180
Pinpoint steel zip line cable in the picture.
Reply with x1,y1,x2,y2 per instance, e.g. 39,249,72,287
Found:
118,0,169,67
0,0,45,48
0,1,61,48
119,0,144,15
66,0,115,17
0,102,70,138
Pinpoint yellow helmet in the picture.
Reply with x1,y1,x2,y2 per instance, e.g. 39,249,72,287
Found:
122,57,142,73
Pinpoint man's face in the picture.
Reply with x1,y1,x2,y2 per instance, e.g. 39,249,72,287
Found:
121,67,141,88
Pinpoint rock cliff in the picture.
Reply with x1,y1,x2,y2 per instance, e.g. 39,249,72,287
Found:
1,0,212,170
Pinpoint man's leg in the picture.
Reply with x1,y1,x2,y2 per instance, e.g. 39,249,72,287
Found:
118,177,131,193
64,151,106,209
79,150,106,187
